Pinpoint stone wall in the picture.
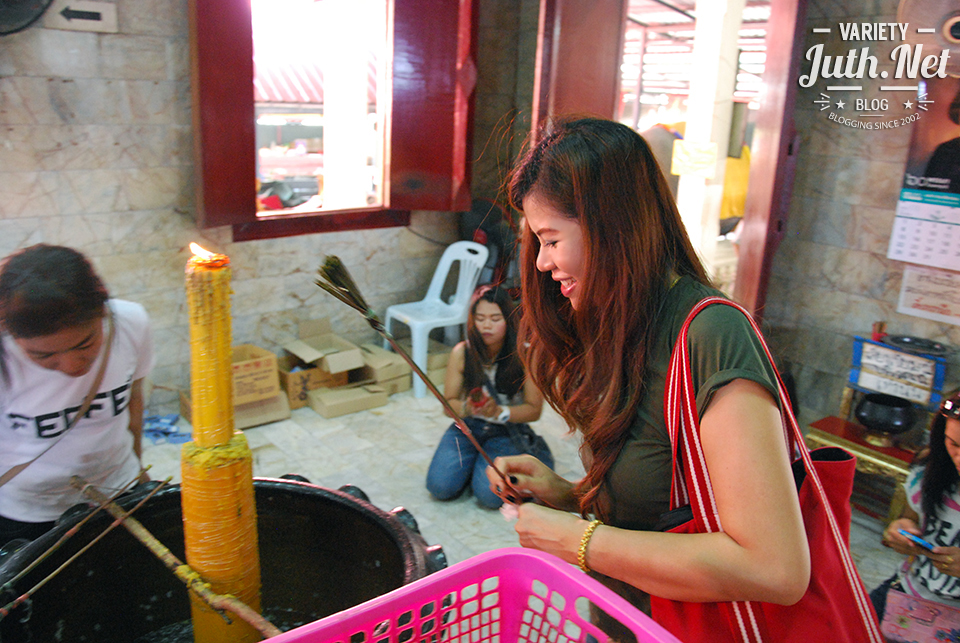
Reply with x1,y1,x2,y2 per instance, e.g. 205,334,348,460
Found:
0,0,533,413
763,0,960,425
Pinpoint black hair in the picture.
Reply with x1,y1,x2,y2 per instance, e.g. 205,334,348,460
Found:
917,410,960,523
462,285,525,399
0,244,109,339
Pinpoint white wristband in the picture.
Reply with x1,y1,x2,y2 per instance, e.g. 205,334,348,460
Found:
497,407,511,424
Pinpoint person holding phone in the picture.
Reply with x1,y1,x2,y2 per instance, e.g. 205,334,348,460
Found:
425,284,552,509
871,390,960,620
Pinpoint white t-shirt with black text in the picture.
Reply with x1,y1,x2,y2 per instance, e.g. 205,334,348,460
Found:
899,466,960,606
0,299,153,522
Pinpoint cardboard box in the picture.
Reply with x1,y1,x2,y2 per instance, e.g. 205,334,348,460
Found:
396,338,452,371
179,390,291,430
380,373,412,396
307,384,389,418
282,319,364,375
359,343,412,382
277,353,349,410
232,344,280,405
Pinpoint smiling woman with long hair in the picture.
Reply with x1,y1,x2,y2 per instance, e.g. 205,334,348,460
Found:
486,117,815,633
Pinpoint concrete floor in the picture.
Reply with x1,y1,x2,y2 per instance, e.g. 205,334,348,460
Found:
143,386,903,600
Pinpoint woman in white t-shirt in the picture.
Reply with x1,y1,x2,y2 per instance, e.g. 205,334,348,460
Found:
0,244,154,546
871,390,960,619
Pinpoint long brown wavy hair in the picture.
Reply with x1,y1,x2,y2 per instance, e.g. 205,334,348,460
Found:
508,117,709,517
463,285,525,399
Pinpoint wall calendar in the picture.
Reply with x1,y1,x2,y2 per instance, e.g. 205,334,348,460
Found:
887,190,960,270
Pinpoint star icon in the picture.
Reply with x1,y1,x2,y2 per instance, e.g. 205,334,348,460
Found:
835,99,846,109
904,99,914,109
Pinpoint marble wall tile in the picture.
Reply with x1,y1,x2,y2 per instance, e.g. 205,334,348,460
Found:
0,29,99,78
122,166,185,210
114,125,193,169
760,274,796,327
110,209,194,253
0,219,45,257
0,77,119,125
792,326,856,376
792,153,842,200
4,125,124,172
150,326,189,368
46,79,132,125
134,287,185,330
793,284,893,335
117,0,188,37
59,169,131,213
806,197,854,248
792,361,848,422
0,172,60,219
100,35,169,81
124,80,186,124
834,158,904,209
41,213,120,255
819,246,893,299
849,204,897,254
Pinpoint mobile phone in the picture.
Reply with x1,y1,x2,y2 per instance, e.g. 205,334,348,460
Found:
899,529,936,551
468,387,490,404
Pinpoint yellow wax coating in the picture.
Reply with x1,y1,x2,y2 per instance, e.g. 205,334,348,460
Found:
181,432,261,643
186,253,234,448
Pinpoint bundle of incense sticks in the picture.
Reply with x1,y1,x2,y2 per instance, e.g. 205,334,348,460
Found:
315,256,523,502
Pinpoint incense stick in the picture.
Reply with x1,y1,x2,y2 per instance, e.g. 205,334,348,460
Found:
316,256,524,503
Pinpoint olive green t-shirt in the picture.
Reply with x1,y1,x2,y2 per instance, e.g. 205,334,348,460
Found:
599,276,781,530
590,277,782,621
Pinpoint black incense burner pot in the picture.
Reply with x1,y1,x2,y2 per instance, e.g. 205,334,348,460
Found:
0,476,446,642
855,392,918,447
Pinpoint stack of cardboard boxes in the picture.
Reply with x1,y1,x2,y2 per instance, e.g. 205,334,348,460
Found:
180,344,292,429
279,320,432,419
181,321,457,428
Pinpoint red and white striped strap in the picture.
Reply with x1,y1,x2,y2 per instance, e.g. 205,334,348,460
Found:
664,297,882,643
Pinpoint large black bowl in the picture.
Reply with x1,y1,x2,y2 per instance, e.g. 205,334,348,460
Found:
0,477,446,642
854,393,917,435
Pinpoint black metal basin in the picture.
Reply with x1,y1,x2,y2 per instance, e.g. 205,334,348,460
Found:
0,477,445,642
855,393,917,435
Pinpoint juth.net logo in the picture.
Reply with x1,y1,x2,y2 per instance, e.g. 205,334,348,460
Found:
801,22,952,130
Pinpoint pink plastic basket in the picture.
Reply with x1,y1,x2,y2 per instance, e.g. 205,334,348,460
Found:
269,547,681,643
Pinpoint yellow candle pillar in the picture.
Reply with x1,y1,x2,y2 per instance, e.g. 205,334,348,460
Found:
183,244,262,643
186,245,234,448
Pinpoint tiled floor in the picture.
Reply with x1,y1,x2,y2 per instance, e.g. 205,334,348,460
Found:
143,387,903,596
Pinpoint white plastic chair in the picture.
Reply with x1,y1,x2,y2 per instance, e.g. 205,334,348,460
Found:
384,241,489,398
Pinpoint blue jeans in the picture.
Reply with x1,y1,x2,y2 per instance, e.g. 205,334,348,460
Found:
426,417,553,509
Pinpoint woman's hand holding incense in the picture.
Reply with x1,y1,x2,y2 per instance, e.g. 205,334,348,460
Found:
487,454,578,511
512,503,587,564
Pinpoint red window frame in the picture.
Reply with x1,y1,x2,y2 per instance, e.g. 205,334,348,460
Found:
188,0,476,241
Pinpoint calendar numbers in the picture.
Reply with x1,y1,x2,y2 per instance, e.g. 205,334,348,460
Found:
888,199,960,270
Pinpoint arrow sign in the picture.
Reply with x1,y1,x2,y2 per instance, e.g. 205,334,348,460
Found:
60,7,102,21
45,0,117,32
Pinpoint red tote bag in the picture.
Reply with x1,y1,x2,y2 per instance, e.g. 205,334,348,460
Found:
648,297,882,643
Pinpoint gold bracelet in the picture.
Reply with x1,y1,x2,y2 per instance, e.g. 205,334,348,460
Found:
577,519,602,573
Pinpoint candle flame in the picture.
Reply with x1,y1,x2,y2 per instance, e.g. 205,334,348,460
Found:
188,243,229,268
190,242,215,260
